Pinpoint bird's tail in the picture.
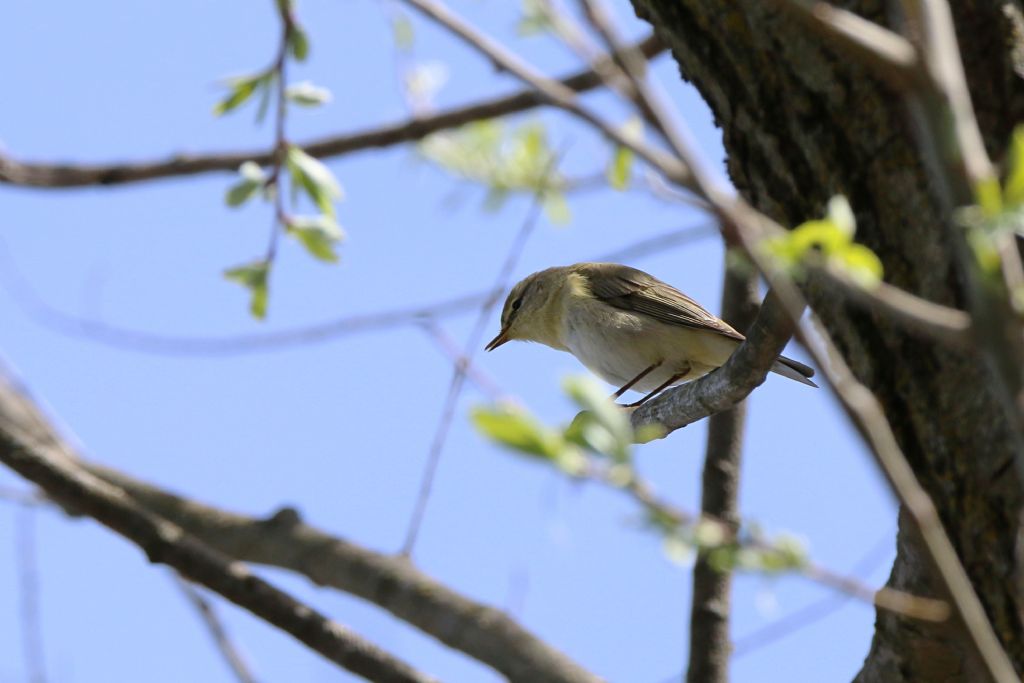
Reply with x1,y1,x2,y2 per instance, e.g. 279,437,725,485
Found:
771,355,818,387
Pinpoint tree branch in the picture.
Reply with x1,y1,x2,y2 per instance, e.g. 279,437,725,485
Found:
685,263,756,683
401,0,691,185
774,0,920,88
0,371,600,683
629,290,800,437
175,576,258,683
0,35,662,189
0,223,716,357
0,379,438,683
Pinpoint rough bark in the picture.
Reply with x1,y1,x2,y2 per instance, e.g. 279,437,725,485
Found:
627,1,1024,680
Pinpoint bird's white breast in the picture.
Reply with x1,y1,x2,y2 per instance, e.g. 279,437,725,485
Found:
559,297,729,394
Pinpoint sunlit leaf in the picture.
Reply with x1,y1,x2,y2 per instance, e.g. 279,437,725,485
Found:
517,0,553,36
224,260,270,319
224,162,266,207
835,244,883,286
543,192,571,225
289,24,310,62
472,403,584,474
825,195,855,237
1003,125,1024,208
607,146,633,190
403,62,449,110
286,146,344,216
213,73,270,117
287,214,345,263
391,15,415,50
562,375,632,462
286,81,332,107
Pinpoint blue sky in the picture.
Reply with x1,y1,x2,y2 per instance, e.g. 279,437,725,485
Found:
0,1,896,681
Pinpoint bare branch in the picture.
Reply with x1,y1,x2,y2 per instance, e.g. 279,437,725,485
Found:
0,361,598,683
732,533,893,658
418,320,504,401
0,377,439,683
175,577,258,683
581,457,948,622
685,264,756,683
810,265,971,346
799,312,1019,683
773,0,920,87
0,36,662,189
83,461,601,683
401,159,555,556
16,508,47,683
1,224,716,356
401,0,691,185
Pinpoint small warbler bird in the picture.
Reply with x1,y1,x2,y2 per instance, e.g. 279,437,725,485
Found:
485,262,816,407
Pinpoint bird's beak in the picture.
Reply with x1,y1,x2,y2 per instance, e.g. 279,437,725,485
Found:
485,328,510,352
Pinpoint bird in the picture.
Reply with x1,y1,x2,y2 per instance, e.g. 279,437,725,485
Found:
485,262,816,407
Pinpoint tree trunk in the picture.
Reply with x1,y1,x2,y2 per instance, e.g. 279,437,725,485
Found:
628,1,1024,679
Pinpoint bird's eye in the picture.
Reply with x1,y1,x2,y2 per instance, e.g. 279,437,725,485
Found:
511,297,523,312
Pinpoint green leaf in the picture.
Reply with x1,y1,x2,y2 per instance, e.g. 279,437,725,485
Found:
224,162,266,208
607,117,642,191
788,219,849,256
542,192,571,225
289,24,310,62
286,146,344,216
1003,125,1024,208
419,119,562,208
663,536,696,567
607,146,633,190
224,261,270,319
758,534,809,573
213,73,269,117
562,375,633,462
286,81,332,107
402,62,449,109
472,403,584,473
287,214,345,263
391,15,415,51
835,244,883,286
517,0,553,36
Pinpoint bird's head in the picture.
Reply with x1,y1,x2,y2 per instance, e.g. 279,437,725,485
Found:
485,267,566,351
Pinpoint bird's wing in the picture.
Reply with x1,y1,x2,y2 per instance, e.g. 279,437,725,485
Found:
581,263,745,341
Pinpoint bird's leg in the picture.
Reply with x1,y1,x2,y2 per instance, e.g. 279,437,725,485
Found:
612,363,660,400
624,370,688,408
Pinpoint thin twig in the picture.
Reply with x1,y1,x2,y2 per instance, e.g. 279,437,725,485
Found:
581,464,948,622
0,222,717,353
773,0,920,88
16,508,46,683
0,485,45,507
264,7,295,266
535,0,664,137
418,320,504,401
175,576,258,683
400,159,555,556
813,265,971,345
799,310,1019,682
0,36,663,189
732,533,893,658
401,0,691,185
